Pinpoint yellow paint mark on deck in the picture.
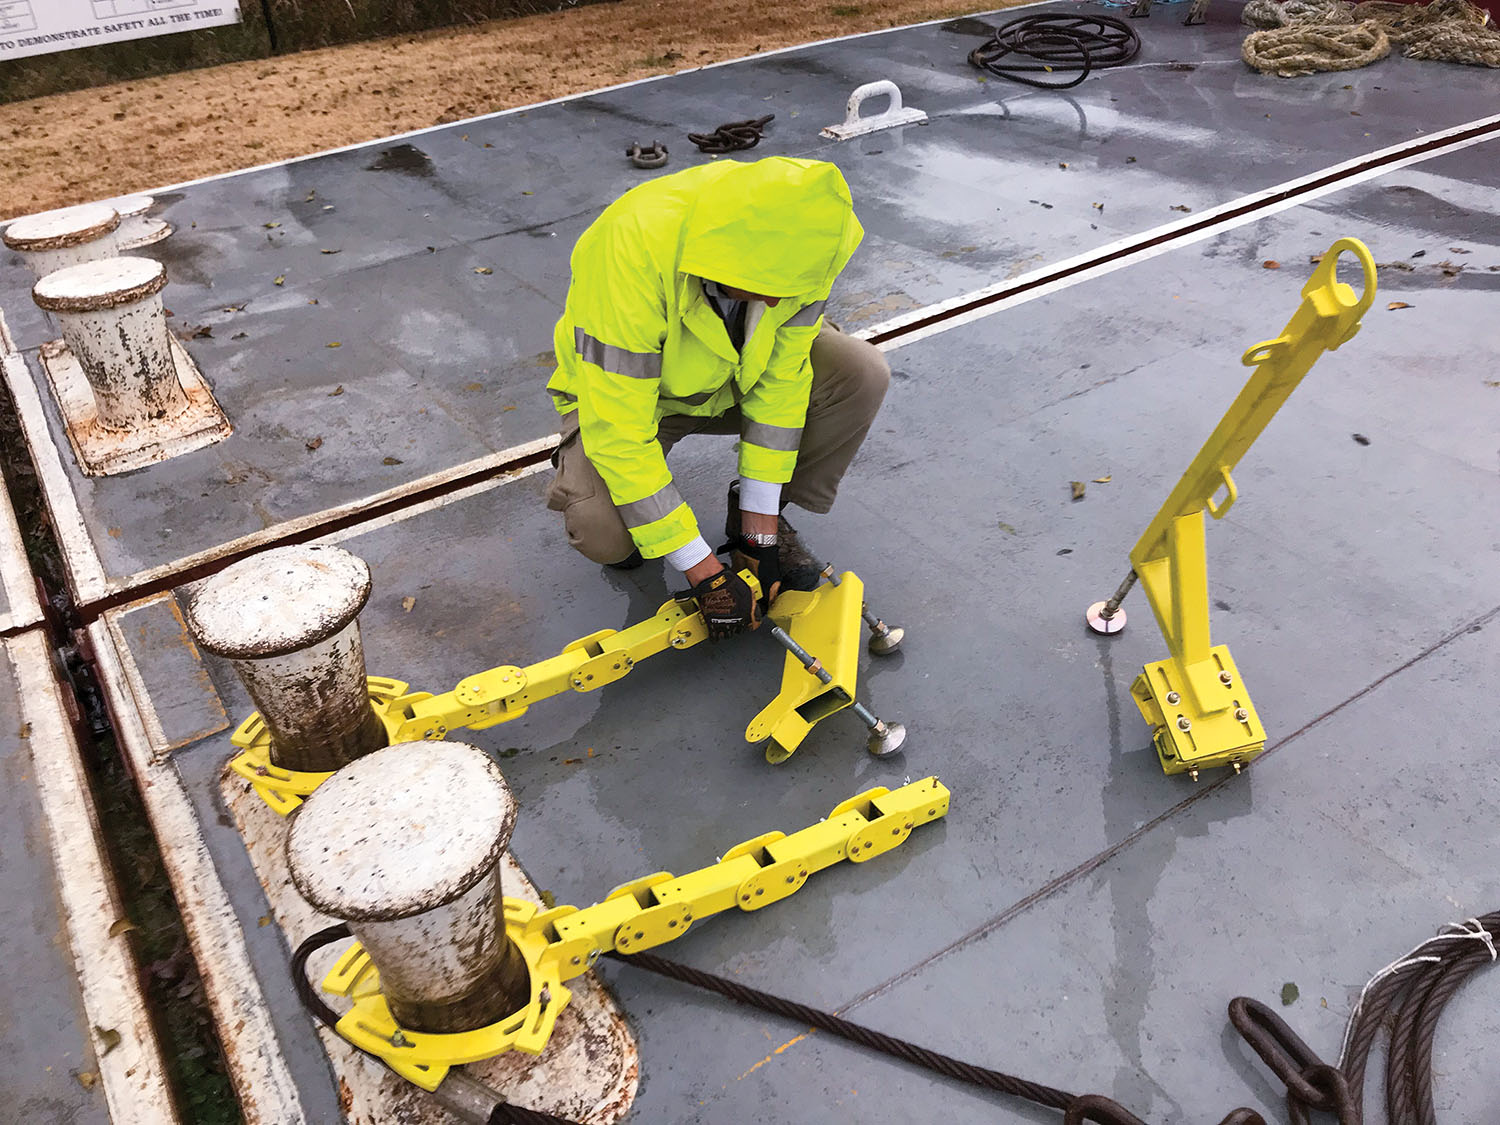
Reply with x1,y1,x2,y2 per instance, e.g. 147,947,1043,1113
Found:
736,1029,814,1081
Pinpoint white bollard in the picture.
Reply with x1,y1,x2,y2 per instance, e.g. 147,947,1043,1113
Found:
3,203,121,279
110,195,172,250
183,544,389,774
286,741,531,1033
32,256,187,431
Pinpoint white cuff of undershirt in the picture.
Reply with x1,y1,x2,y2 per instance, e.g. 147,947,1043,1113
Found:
665,535,713,573
737,477,783,516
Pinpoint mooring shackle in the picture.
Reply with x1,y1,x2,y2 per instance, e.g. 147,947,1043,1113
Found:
626,140,668,169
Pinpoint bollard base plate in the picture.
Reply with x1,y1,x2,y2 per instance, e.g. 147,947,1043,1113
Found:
223,765,639,1123
39,334,231,476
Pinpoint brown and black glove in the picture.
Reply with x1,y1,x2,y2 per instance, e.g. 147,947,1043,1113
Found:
729,536,782,611
689,567,760,641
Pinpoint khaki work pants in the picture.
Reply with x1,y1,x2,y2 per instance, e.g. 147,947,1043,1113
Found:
546,325,890,565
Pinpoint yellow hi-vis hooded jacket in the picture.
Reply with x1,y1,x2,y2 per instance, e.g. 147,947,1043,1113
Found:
546,157,864,559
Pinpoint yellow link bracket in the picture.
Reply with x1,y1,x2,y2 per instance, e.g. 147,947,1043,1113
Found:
319,776,951,1090
1090,238,1377,777
230,568,903,813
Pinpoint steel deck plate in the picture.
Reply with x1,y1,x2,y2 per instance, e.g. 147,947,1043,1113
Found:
4,3,1499,603
97,130,1500,1118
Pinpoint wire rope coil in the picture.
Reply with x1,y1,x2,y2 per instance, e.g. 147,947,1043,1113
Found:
968,13,1143,89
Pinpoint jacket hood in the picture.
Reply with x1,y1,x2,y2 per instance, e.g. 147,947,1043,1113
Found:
677,158,863,299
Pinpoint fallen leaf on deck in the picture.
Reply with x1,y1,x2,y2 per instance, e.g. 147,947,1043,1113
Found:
76,1072,97,1089
1262,260,1280,269
94,1027,122,1056
1070,481,1086,500
305,436,323,452
402,597,416,613
1170,204,1192,212
263,221,280,229
326,341,341,348
383,456,403,465
320,248,340,255
108,919,137,937
273,275,285,286
1387,302,1412,310
474,266,493,275
1093,475,1112,483
329,385,344,396
1281,981,1300,1005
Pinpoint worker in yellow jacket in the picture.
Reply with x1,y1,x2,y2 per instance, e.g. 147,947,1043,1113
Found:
545,157,890,639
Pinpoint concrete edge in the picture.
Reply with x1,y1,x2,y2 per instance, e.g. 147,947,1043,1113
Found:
6,628,179,1123
86,614,310,1125
0,308,45,633
1,336,110,605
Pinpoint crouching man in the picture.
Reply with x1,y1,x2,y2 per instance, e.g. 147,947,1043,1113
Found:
545,156,889,639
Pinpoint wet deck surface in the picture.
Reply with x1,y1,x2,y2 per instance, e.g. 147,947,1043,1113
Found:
3,2,1499,1122
4,2,1499,600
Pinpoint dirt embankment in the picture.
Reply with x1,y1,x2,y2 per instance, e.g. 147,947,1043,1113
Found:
0,0,1016,220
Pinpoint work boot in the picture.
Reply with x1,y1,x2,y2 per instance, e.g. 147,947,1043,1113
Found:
723,481,824,592
606,547,644,570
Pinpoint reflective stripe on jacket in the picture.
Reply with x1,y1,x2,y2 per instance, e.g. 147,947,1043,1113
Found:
546,157,864,558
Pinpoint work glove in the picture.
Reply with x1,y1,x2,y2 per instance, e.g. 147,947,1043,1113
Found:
728,536,783,611
689,567,760,641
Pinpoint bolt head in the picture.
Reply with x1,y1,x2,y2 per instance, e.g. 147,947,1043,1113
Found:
1165,691,1181,705
1219,671,1233,685
1189,769,1200,781
1235,708,1249,722
1176,716,1192,731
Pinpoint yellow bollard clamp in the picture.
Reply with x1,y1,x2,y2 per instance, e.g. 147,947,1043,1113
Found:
317,776,951,1088
1087,239,1376,777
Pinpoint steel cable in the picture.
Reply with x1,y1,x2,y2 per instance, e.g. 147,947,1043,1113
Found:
289,925,584,1125
967,13,1142,89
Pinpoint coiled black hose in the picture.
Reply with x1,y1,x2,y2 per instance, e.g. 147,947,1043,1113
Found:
968,13,1142,89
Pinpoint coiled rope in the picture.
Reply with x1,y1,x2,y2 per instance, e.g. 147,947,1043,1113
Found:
1242,0,1499,75
968,13,1142,89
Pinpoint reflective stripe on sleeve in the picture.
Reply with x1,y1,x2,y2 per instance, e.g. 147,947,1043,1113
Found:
574,327,662,379
741,420,804,451
617,482,685,528
783,299,827,328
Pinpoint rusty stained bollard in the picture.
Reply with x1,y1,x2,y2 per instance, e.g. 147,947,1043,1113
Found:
183,544,389,774
3,202,121,279
31,256,188,431
109,195,172,250
285,741,532,1033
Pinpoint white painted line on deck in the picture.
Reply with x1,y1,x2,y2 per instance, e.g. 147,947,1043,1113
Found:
87,613,311,1125
8,629,179,1123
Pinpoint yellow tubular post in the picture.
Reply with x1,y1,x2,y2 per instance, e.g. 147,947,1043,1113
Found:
1126,238,1376,776
319,776,951,1090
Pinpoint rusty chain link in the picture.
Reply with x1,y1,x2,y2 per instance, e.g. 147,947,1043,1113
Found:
687,113,774,153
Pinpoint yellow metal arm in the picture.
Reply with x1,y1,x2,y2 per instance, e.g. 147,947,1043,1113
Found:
1121,239,1376,775
319,776,952,1090
230,567,896,812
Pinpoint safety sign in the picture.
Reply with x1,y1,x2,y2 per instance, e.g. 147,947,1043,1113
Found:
0,0,242,61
